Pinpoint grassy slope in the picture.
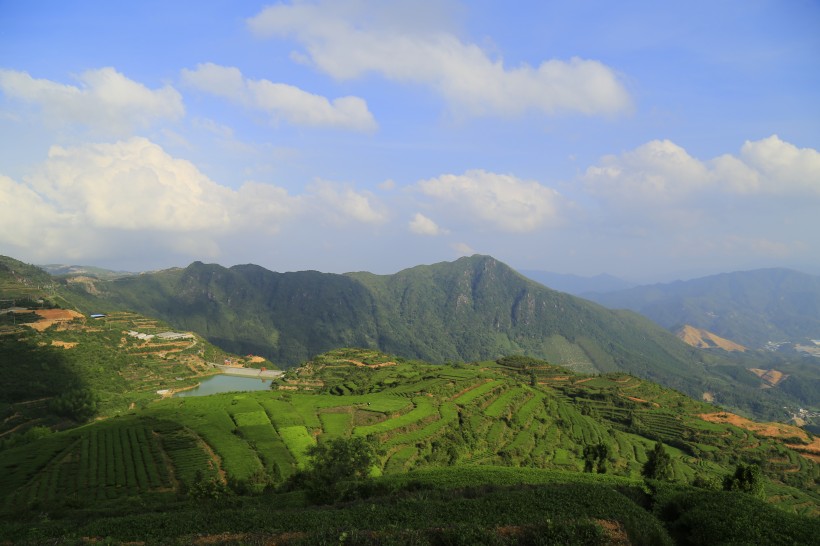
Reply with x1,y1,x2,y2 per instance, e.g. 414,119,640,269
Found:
0,255,55,301
0,305,275,438
0,349,816,543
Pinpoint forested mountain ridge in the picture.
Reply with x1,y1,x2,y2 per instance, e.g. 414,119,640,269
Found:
587,268,820,348
51,254,813,421
4,254,815,421
84,256,701,379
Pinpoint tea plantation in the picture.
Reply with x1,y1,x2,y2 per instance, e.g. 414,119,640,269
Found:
0,348,817,544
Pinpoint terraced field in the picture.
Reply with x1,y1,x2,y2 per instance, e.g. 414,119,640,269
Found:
0,349,816,520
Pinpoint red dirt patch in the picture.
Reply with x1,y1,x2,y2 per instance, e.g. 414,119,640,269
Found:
51,340,78,349
345,359,397,368
785,436,820,463
594,519,630,545
699,412,809,441
26,309,84,331
748,368,789,387
622,395,660,408
677,325,746,352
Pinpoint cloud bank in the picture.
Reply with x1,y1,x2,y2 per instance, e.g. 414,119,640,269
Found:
181,62,376,132
417,170,563,232
248,1,630,117
579,135,820,265
0,138,385,263
2,130,816,274
0,68,183,135
584,135,820,205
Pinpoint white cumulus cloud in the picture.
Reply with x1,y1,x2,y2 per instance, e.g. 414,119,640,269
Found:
417,170,563,232
736,135,820,196
28,138,234,231
247,1,630,117
583,135,820,204
577,135,820,266
181,62,376,132
0,137,391,264
583,139,712,204
452,242,475,256
306,179,388,225
408,212,444,235
0,67,183,135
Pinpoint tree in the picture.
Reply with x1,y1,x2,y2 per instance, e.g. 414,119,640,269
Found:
723,463,765,498
642,441,673,481
188,470,228,500
297,436,378,503
49,388,98,422
583,443,610,473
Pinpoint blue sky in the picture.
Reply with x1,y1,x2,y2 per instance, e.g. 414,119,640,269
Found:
1,0,818,281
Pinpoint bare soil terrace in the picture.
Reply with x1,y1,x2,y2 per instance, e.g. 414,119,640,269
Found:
25,309,85,331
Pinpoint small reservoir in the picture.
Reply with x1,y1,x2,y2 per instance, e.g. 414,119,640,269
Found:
173,374,273,397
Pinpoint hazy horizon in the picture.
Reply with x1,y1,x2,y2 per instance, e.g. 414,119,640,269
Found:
2,1,818,281
26,253,820,288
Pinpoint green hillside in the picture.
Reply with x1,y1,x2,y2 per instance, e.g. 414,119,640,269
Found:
0,255,56,303
38,263,136,280
68,255,701,376
0,302,274,440
60,254,814,422
0,348,817,544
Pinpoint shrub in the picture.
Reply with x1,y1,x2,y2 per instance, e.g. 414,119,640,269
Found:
290,436,378,504
722,463,764,498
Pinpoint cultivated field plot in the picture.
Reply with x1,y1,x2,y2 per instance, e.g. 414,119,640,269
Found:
1,349,816,517
0,417,180,508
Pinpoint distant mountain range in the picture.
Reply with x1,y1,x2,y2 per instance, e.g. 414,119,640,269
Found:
586,268,820,348
84,256,694,378
38,264,136,280
3,254,817,420
518,270,636,296
43,254,813,419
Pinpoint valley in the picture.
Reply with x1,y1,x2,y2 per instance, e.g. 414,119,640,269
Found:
0,255,818,544
48,254,819,425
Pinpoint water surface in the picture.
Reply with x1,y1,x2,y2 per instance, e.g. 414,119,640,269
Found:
173,374,271,397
